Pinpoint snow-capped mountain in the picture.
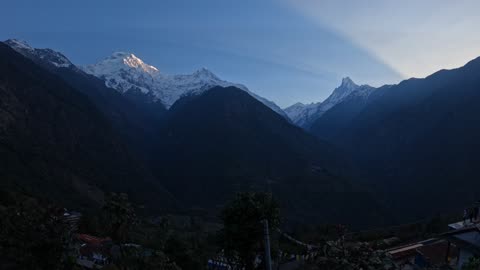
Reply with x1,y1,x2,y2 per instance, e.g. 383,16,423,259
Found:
283,102,322,128
5,39,74,69
82,52,288,117
284,77,375,128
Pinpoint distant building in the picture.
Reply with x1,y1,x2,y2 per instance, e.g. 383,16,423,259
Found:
62,209,82,232
414,240,458,269
443,224,480,269
387,218,480,270
387,238,458,269
387,242,423,268
74,234,113,269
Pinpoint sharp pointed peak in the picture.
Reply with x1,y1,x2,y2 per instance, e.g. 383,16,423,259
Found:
192,67,219,79
106,52,150,65
341,77,357,87
99,51,159,73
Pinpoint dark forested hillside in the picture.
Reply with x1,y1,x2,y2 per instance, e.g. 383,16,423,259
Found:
151,86,388,227
310,85,391,141
50,68,167,157
4,39,167,158
310,57,480,222
0,41,389,228
0,43,175,211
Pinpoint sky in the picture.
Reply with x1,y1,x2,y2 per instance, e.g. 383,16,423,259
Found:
1,0,479,107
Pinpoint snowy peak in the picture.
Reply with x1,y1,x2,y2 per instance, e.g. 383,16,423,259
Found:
83,52,287,118
325,77,361,107
323,77,375,110
326,77,361,104
83,52,159,78
117,52,159,73
285,77,375,128
5,39,33,51
340,77,357,88
5,39,73,68
283,102,307,117
284,102,321,127
3,38,289,119
192,67,219,81
82,53,235,106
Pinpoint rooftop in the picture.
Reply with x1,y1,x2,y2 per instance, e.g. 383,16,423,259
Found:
75,234,112,246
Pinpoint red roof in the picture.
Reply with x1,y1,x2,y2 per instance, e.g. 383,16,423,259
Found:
75,234,111,245
416,240,458,265
80,244,104,256
388,243,423,260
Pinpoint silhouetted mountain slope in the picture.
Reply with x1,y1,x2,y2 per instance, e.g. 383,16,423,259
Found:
81,50,288,118
47,67,167,158
0,43,175,211
0,40,390,227
311,84,390,141
284,77,375,129
4,39,167,157
311,56,480,221
152,86,388,227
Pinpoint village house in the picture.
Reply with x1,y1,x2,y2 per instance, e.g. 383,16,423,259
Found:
386,215,480,269
74,234,113,269
443,223,480,269
387,238,458,269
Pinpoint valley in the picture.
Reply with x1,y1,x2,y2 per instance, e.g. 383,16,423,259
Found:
1,36,480,269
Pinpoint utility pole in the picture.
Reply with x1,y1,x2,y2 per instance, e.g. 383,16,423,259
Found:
263,219,272,270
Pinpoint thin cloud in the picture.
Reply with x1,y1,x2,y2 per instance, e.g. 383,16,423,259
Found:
288,0,480,79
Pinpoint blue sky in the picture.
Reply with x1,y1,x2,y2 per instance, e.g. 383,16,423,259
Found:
2,0,479,107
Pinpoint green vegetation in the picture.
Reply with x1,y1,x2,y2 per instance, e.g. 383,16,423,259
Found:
219,192,280,270
303,241,397,270
101,192,138,242
0,189,401,270
0,191,68,270
78,193,212,270
463,256,480,270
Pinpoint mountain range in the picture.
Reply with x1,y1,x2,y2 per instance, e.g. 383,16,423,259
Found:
0,42,176,212
284,77,375,129
1,39,386,227
283,54,480,222
3,37,480,226
150,86,387,226
4,39,169,158
81,49,289,118
308,57,480,222
3,39,373,131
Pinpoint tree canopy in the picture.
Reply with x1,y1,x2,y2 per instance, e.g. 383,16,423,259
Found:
0,191,67,270
220,192,280,270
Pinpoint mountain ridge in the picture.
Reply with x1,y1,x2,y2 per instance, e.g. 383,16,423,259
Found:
82,50,289,118
0,42,177,212
151,85,387,227
4,39,168,157
5,38,288,119
284,77,375,128
309,54,480,222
